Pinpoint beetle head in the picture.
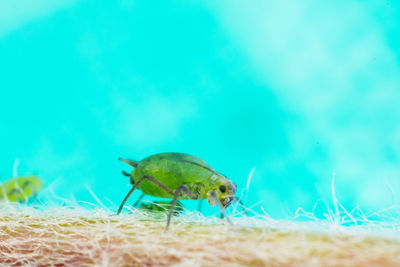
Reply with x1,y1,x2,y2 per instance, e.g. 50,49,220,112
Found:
207,175,237,208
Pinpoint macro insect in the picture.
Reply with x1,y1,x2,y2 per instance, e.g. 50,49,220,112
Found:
117,152,237,230
0,175,43,203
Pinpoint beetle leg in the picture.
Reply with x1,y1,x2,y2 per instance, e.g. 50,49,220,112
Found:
117,175,174,215
133,192,145,208
198,199,203,213
166,184,195,231
219,200,245,218
210,191,233,225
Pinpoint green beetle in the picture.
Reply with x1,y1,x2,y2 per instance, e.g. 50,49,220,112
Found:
117,152,237,230
0,175,43,203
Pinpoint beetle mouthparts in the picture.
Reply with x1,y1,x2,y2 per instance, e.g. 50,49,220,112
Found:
223,197,234,208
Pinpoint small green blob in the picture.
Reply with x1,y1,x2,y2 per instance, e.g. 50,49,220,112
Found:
118,152,238,230
0,175,44,202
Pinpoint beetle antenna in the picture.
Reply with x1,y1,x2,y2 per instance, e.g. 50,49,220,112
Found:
119,157,138,168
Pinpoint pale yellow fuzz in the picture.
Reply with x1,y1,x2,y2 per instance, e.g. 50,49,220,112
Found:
1,204,400,266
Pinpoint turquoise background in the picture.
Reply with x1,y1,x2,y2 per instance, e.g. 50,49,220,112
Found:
1,0,400,218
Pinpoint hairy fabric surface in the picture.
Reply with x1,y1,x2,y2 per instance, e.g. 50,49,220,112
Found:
1,205,400,267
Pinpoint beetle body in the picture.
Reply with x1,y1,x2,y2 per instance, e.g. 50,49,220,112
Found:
130,153,213,200
0,175,43,202
118,152,237,230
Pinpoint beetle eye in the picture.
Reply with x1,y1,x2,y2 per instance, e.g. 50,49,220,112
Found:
219,185,226,193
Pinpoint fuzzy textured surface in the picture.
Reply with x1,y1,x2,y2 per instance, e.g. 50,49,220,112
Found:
1,205,400,267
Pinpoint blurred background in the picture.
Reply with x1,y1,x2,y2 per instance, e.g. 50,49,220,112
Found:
1,0,399,218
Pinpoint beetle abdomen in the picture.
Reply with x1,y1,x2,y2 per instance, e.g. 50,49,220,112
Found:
132,152,214,199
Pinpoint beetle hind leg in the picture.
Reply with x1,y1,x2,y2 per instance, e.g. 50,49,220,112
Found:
166,184,195,231
117,175,174,215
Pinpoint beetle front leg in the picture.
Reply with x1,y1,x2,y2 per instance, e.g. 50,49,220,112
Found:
210,191,233,225
166,184,195,231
